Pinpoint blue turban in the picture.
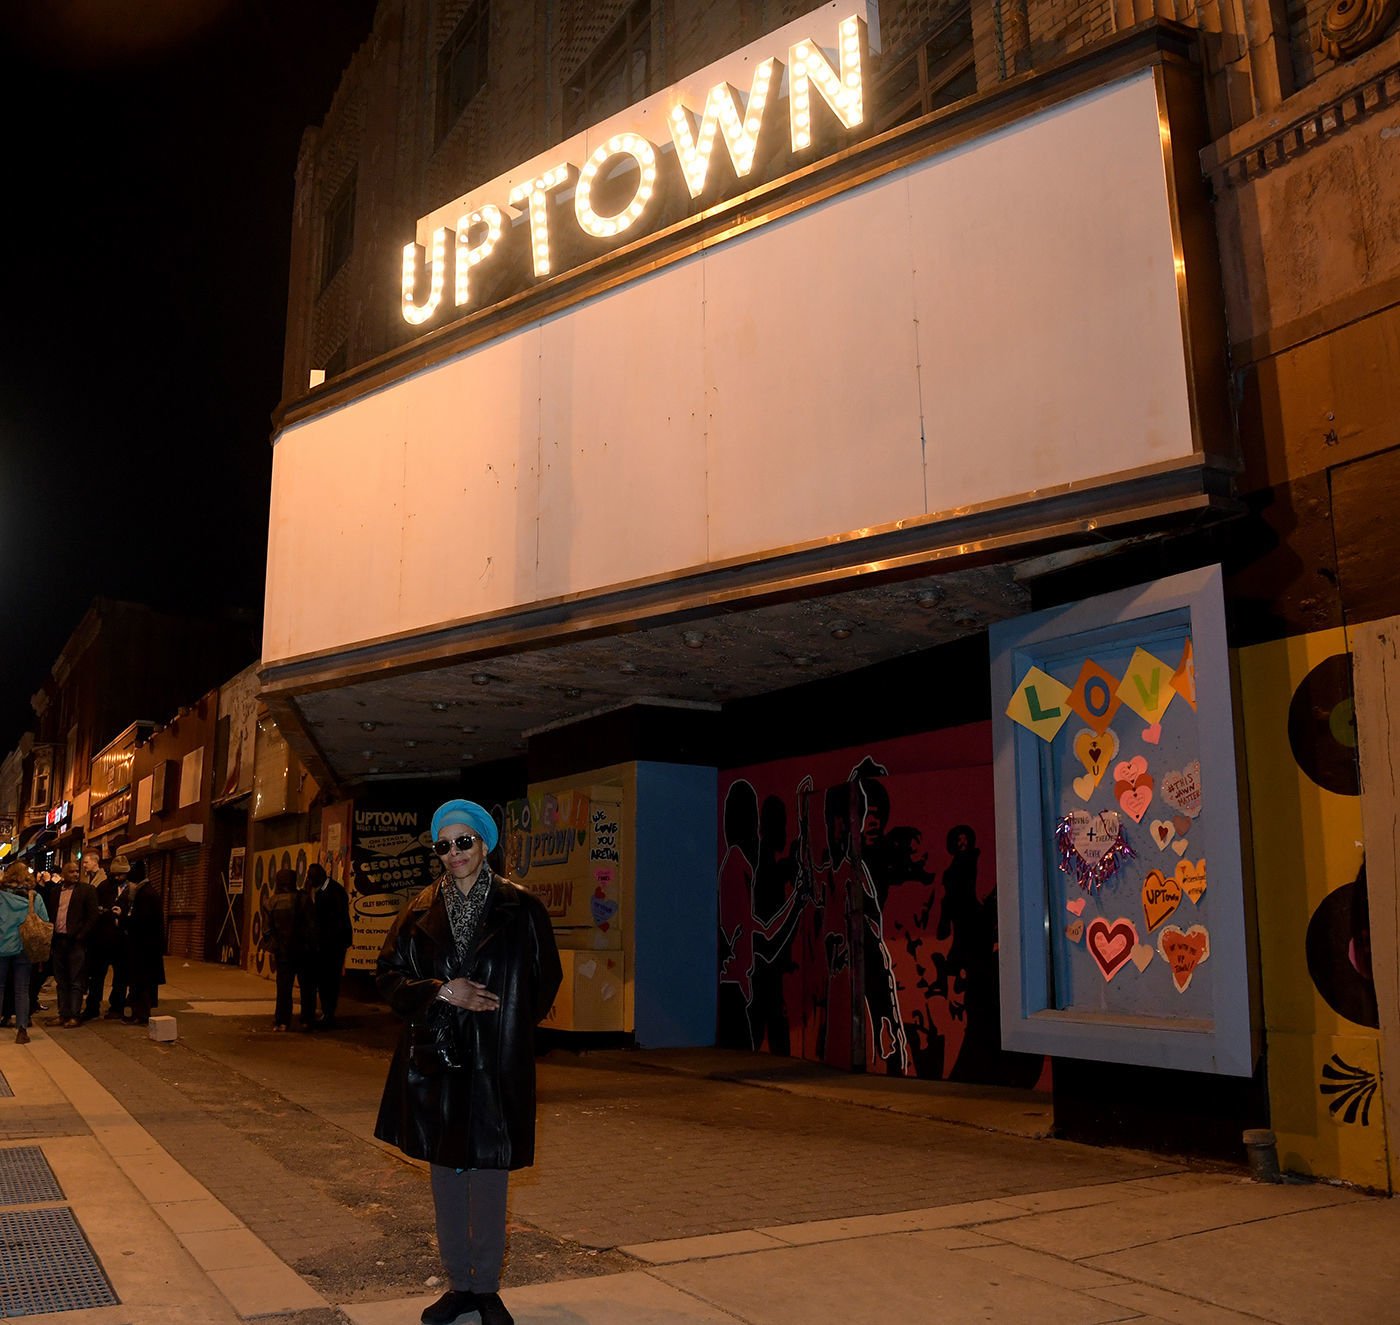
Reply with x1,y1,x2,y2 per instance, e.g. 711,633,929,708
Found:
430,799,498,852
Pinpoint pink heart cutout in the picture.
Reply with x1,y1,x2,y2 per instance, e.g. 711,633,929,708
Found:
1065,897,1086,916
1086,917,1138,981
1113,756,1149,787
1142,723,1162,745
1118,783,1153,823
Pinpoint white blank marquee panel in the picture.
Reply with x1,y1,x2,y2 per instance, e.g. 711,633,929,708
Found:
265,69,1194,665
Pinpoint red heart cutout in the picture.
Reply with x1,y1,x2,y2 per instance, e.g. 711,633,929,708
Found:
1086,917,1138,982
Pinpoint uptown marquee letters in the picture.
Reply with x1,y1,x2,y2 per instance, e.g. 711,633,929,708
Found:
401,12,871,328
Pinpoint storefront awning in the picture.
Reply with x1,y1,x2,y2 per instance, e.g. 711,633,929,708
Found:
125,824,205,857
16,823,55,855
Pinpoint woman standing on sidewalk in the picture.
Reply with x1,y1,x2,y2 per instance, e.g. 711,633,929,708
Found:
0,861,49,1044
375,799,561,1325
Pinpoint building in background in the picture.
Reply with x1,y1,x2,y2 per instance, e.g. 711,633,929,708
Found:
0,600,255,870
257,0,1400,1189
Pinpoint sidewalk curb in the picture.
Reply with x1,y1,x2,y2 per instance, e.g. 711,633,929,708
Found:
21,1029,329,1321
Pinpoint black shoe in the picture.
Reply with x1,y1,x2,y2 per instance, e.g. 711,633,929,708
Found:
421,1289,479,1324
476,1292,513,1325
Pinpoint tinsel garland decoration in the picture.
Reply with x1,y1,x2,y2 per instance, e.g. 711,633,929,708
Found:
1055,809,1136,892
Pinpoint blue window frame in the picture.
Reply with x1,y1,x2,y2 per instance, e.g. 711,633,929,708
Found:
989,566,1258,1076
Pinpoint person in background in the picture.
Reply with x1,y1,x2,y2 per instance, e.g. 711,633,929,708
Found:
260,869,317,1032
45,860,97,1028
0,862,48,1044
82,854,125,1021
375,799,562,1325
307,863,353,1029
120,860,165,1025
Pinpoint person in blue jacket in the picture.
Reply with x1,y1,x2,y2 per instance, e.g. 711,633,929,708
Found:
0,861,50,1044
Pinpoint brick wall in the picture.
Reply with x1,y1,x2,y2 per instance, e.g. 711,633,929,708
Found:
286,0,1361,398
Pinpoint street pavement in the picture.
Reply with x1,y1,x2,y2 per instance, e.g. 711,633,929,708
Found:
0,959,1395,1324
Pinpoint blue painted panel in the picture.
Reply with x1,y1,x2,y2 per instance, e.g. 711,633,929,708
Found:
634,761,718,1047
990,566,1258,1076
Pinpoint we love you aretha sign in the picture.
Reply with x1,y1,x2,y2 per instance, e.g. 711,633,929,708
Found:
401,5,878,333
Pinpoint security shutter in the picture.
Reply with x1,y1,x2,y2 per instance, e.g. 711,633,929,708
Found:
165,846,207,960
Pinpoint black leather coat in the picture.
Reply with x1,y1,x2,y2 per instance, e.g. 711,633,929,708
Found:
373,875,562,1171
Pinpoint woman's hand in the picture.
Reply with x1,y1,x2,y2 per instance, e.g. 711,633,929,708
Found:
437,977,500,1012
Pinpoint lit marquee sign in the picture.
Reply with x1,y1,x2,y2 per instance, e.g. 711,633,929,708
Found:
401,8,873,331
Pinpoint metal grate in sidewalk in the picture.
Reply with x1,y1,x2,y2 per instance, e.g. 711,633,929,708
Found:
0,1206,118,1316
0,1148,62,1207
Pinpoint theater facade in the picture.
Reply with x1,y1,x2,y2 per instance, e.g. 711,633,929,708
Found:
263,1,1400,1188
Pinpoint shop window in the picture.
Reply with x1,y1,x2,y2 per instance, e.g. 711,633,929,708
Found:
436,0,490,143
989,567,1258,1077
320,170,356,290
563,0,654,137
875,4,977,133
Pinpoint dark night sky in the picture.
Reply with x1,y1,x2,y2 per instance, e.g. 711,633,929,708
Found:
0,0,378,747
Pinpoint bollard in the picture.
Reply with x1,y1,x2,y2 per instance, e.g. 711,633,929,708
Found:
147,1015,178,1043
1243,1128,1281,1182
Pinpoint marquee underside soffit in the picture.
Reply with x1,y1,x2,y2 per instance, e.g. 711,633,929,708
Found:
287,560,1037,783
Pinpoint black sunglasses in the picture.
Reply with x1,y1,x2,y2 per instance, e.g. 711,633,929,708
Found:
433,834,480,856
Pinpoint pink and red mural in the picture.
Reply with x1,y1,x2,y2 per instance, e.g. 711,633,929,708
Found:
718,725,1046,1088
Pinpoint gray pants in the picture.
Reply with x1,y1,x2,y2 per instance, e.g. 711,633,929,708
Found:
429,1165,509,1293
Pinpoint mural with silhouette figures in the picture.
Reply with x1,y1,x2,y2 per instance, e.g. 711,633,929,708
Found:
718,725,1046,1088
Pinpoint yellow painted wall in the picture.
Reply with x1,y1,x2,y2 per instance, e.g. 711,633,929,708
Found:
1238,630,1389,1188
505,763,636,1033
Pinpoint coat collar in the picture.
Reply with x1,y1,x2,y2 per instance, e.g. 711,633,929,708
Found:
413,874,522,952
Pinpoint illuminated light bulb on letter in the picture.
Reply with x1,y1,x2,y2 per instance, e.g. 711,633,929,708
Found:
788,15,866,151
401,226,450,326
667,58,776,199
574,133,658,240
454,204,503,307
508,164,570,277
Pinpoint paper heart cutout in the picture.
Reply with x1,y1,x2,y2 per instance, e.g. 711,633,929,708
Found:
1171,838,1189,857
1113,756,1149,788
1065,897,1087,916
1142,868,1181,932
1172,815,1192,836
1161,761,1203,819
1158,923,1210,991
1117,778,1154,823
590,895,619,928
1057,810,1134,892
1072,774,1097,802
1073,728,1120,785
1070,810,1124,866
1142,723,1163,745
1175,857,1207,904
1086,917,1139,981
1066,919,1085,943
1150,819,1176,851
1130,943,1155,972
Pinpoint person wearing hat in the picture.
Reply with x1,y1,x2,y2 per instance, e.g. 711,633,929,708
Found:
374,799,561,1325
82,855,126,1022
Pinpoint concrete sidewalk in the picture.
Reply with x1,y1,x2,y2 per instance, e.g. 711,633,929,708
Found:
0,963,1395,1324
